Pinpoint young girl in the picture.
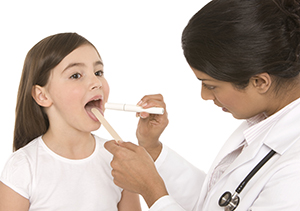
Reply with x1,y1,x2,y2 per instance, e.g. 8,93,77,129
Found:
104,0,300,210
0,33,141,211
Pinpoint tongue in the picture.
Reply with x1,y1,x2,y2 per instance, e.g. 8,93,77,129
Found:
85,105,103,121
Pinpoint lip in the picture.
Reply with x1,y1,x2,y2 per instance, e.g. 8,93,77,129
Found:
222,107,229,112
214,102,229,113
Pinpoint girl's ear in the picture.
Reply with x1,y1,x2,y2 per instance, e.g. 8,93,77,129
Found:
31,85,52,107
251,73,272,94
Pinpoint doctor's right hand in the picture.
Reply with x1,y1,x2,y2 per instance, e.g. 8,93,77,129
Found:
104,140,169,208
136,94,169,160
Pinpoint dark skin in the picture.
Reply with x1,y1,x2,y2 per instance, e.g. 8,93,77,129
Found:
105,94,169,207
105,73,300,208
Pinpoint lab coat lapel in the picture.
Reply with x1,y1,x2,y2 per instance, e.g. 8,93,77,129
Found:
200,127,266,210
198,121,248,208
220,136,263,179
210,122,249,170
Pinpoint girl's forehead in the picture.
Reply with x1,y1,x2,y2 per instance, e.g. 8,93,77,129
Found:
58,45,103,69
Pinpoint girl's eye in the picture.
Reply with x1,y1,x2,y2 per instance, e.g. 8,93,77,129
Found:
70,73,82,79
95,70,104,77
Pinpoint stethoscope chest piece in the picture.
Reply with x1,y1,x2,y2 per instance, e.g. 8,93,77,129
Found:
219,191,239,211
218,149,276,210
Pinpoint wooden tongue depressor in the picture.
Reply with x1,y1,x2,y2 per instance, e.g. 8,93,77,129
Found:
91,108,122,143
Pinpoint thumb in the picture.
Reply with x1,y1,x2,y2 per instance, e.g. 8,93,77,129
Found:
118,141,140,152
104,140,119,154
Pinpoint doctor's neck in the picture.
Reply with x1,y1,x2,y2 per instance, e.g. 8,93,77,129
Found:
265,76,300,117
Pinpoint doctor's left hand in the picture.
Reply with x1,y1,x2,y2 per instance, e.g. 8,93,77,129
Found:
104,140,168,208
136,94,169,160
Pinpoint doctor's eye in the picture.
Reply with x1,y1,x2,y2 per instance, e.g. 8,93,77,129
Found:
95,70,104,77
202,83,216,90
70,73,82,79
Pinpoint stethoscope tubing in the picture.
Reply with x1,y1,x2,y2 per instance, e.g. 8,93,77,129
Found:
235,150,276,193
219,149,277,210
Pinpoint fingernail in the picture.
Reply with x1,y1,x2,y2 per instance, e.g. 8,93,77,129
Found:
140,113,147,118
142,102,148,107
137,100,143,106
116,140,124,145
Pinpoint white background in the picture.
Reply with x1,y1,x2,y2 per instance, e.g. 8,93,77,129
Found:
0,0,241,209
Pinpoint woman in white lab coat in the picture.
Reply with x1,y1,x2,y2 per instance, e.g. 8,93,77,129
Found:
105,0,300,210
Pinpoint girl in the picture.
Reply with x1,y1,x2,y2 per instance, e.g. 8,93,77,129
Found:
0,33,141,211
104,0,300,210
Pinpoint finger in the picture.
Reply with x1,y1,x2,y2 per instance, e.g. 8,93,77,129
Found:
118,141,140,152
138,94,165,108
104,140,120,154
139,112,150,119
139,94,164,102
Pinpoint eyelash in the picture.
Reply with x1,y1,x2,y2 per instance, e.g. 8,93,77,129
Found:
95,70,104,77
70,73,81,79
202,83,216,90
69,70,104,79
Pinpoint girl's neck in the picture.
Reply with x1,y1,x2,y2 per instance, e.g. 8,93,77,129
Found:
42,128,96,160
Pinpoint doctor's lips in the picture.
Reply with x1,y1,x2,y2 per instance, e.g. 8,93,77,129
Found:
214,102,229,112
222,107,229,112
85,95,104,120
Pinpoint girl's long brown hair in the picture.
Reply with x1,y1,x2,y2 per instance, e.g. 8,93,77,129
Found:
14,33,95,151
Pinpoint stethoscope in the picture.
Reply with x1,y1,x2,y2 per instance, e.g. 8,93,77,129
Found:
218,149,276,211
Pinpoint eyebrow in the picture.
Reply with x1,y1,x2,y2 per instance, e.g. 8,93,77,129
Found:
197,78,212,81
63,60,103,72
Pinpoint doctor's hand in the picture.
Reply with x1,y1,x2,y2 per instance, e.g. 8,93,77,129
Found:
136,94,169,160
104,140,169,208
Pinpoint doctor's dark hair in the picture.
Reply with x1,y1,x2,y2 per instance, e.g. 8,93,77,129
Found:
14,33,98,151
182,0,300,90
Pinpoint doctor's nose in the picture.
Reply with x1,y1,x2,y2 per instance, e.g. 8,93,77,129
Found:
201,87,215,101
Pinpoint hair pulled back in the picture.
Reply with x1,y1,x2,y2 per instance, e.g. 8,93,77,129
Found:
182,0,300,89
14,33,94,151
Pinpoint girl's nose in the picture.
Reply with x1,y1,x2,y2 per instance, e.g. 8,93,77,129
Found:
201,87,215,101
90,75,102,90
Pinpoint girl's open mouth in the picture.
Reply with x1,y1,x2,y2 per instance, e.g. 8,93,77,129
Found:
85,96,104,121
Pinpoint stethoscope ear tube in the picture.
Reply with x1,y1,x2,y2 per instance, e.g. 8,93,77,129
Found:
219,150,276,210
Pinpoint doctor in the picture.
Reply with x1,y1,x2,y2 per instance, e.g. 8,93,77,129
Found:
105,0,300,210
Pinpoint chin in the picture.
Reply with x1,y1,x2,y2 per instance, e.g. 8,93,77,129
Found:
86,122,101,133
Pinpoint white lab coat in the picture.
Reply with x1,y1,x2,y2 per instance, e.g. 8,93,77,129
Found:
152,99,300,211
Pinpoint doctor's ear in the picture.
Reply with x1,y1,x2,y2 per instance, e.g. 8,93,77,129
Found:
250,73,272,94
31,85,52,107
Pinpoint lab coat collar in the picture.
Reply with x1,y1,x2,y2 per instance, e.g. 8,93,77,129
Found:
244,97,300,155
262,102,300,155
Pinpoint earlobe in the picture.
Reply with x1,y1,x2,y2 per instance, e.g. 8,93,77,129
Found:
251,73,272,94
31,85,52,107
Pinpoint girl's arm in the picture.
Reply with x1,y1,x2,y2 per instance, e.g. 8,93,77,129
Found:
0,182,30,211
117,190,141,211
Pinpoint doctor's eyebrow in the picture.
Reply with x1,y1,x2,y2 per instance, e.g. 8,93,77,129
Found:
197,78,211,81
